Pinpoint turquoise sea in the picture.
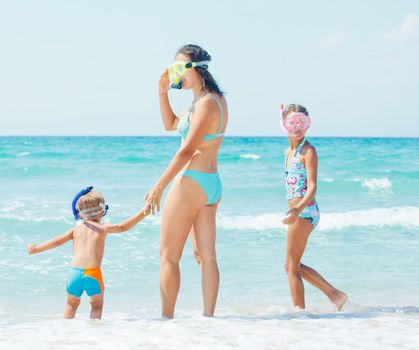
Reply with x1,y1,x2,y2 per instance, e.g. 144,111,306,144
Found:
0,136,418,349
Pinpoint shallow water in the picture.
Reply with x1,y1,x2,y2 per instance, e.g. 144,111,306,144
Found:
0,136,418,348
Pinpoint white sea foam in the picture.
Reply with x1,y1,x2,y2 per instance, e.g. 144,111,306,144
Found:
217,207,419,231
317,207,415,231
361,177,393,194
0,307,418,350
350,177,393,194
17,152,30,157
0,199,73,224
1,206,418,231
240,154,260,160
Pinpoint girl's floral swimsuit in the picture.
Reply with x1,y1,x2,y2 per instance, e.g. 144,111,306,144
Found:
284,138,320,227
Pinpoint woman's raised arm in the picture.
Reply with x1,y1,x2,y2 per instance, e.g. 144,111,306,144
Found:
159,70,178,131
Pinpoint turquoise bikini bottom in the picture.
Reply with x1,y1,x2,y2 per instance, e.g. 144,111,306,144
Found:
182,170,222,205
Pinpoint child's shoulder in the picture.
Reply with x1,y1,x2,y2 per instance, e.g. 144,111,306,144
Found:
302,141,317,156
305,140,316,149
73,221,107,235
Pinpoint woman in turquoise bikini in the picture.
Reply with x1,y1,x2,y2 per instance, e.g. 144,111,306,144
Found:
145,44,228,318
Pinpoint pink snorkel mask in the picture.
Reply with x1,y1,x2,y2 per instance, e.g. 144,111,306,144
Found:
280,104,311,137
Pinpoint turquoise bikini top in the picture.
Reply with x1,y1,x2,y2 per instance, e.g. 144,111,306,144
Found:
284,138,308,200
177,95,224,141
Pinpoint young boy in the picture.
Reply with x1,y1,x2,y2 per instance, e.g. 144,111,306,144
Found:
28,186,149,319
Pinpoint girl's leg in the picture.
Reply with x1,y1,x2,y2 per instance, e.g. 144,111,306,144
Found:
286,217,348,310
192,203,220,317
285,217,313,308
160,177,206,318
300,264,348,310
90,293,104,319
63,294,80,319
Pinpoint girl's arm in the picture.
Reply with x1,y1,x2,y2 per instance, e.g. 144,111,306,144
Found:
28,228,74,255
294,146,318,213
145,98,218,214
159,70,179,131
105,208,150,234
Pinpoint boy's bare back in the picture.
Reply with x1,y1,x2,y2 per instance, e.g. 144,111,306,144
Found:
71,222,107,268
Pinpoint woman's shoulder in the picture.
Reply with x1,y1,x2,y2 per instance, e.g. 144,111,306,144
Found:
199,93,224,104
196,94,225,114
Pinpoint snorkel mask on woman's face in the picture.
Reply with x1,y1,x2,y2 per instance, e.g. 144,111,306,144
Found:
280,104,311,137
168,60,210,89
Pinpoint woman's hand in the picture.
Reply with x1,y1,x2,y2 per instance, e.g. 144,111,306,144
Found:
282,207,300,225
144,184,163,215
159,69,170,94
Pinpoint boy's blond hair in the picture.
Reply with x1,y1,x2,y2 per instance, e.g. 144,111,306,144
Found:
76,190,105,211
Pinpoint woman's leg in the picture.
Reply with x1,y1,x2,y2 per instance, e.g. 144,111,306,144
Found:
285,217,313,308
160,177,207,318
63,294,80,319
192,203,220,317
190,227,202,266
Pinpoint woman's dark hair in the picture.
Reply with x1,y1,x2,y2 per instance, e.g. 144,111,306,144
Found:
176,44,224,97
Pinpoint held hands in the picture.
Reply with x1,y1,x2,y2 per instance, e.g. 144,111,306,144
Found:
282,207,300,225
141,205,151,217
159,69,170,94
27,243,37,255
144,184,163,216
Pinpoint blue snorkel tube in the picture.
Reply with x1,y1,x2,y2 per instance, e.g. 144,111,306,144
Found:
72,186,94,221
170,81,183,89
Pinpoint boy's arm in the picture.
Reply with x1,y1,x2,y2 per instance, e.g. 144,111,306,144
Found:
105,208,150,234
28,228,74,255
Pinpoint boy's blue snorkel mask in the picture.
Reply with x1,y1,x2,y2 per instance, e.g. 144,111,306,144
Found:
168,60,210,89
72,186,109,222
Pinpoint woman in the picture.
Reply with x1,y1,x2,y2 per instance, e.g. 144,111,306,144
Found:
144,44,228,318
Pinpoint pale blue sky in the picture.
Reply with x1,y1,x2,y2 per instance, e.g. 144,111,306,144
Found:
1,0,418,136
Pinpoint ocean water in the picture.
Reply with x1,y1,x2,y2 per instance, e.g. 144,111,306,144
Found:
0,136,418,349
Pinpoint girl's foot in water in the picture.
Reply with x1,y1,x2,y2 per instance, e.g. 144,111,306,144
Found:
330,290,349,311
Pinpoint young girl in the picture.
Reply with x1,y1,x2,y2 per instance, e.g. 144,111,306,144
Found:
281,104,348,311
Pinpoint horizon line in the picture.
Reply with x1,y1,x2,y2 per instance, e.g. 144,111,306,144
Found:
0,135,418,138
